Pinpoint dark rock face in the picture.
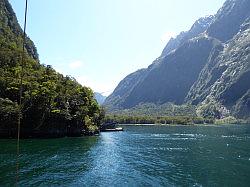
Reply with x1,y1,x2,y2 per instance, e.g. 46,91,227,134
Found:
187,24,250,118
123,37,221,108
234,90,250,119
206,0,250,42
105,0,250,119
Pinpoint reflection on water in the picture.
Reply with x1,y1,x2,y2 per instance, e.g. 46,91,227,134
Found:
1,125,250,186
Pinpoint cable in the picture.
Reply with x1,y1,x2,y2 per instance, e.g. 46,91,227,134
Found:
16,0,28,185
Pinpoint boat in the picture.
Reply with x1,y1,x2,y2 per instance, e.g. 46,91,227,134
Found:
100,122,123,132
101,127,123,132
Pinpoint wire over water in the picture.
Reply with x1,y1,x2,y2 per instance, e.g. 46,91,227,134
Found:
16,0,28,185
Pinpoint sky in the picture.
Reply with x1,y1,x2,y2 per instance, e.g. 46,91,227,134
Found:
9,0,225,96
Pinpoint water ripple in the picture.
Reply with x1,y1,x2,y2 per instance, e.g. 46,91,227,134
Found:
1,125,250,186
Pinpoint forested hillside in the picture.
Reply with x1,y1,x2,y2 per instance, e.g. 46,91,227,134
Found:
0,0,103,137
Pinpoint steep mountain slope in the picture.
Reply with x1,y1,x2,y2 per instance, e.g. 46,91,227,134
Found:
206,0,250,42
188,19,250,119
122,37,221,108
105,15,217,110
105,0,250,119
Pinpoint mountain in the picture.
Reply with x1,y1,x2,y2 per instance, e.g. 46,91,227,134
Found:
187,17,250,119
161,15,214,56
104,16,216,110
94,92,107,105
206,0,250,42
122,37,221,109
0,0,38,60
104,68,147,109
0,0,103,137
104,0,250,120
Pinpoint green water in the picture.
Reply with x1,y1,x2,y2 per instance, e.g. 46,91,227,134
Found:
1,125,250,186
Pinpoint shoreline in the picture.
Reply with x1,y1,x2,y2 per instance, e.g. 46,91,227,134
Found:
1,123,249,139
117,123,250,126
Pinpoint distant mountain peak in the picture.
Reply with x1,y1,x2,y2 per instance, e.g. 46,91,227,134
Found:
191,15,214,30
94,92,107,105
161,15,214,56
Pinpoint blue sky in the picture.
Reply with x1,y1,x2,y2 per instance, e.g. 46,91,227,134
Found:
9,0,225,96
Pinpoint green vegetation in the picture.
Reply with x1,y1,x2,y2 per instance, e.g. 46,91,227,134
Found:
214,116,248,125
105,102,249,125
104,103,214,125
0,48,103,137
104,114,214,125
0,0,103,137
108,103,197,117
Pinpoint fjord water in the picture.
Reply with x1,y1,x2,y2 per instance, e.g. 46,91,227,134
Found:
1,125,250,186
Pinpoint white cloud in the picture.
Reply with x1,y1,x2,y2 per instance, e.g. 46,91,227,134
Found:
69,60,84,69
161,31,176,43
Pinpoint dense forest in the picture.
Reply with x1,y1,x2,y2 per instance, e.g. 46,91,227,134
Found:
104,115,215,125
104,102,246,125
0,0,104,138
108,103,197,117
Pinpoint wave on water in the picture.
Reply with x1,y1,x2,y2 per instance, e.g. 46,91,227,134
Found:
145,133,206,141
